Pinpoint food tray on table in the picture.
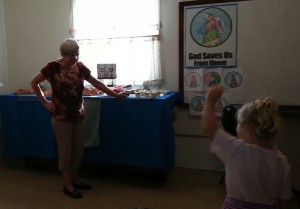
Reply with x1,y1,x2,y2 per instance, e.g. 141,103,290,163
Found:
124,89,170,99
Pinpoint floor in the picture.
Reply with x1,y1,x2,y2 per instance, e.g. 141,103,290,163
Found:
0,157,299,209
0,157,225,209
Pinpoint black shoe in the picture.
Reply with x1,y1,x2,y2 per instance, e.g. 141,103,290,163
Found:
72,182,92,190
63,187,83,199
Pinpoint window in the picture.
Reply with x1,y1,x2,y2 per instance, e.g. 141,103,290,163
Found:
70,0,162,87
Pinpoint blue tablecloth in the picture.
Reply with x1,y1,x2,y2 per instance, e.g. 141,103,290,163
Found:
0,92,181,169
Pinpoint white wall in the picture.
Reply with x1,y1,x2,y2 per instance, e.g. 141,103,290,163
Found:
2,0,222,170
160,0,223,170
4,0,70,91
4,0,188,92
0,0,8,94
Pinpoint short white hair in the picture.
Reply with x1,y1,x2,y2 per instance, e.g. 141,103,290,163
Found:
59,38,79,56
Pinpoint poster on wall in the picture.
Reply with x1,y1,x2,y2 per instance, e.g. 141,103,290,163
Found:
189,91,230,116
223,67,244,91
184,67,243,115
184,69,203,92
184,3,237,69
179,0,244,112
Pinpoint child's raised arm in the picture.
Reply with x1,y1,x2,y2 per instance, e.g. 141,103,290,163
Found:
203,85,224,139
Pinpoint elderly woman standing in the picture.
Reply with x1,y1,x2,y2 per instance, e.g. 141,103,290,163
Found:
31,38,128,199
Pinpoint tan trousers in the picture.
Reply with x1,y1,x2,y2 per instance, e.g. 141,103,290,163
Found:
51,118,84,172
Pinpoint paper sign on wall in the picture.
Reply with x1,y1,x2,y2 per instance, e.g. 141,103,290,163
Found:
97,64,117,79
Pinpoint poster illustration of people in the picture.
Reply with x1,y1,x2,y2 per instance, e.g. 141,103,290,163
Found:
181,2,244,115
185,4,237,68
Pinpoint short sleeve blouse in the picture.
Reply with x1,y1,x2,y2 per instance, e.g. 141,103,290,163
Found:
210,129,292,204
41,61,91,121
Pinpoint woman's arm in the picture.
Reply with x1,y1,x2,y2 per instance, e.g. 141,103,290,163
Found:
30,72,56,112
203,85,224,139
86,75,128,98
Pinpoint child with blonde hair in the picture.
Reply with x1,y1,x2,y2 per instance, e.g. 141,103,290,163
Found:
203,85,292,209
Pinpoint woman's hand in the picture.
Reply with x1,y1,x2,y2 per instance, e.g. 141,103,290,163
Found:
115,92,129,99
41,100,56,113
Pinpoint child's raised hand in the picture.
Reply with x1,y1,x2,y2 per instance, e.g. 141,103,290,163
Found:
206,85,224,105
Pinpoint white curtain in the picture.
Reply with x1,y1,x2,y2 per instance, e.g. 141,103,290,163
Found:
70,0,162,87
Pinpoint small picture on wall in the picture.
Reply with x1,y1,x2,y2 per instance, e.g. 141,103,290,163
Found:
203,68,223,92
189,92,206,116
223,67,243,91
184,69,203,92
